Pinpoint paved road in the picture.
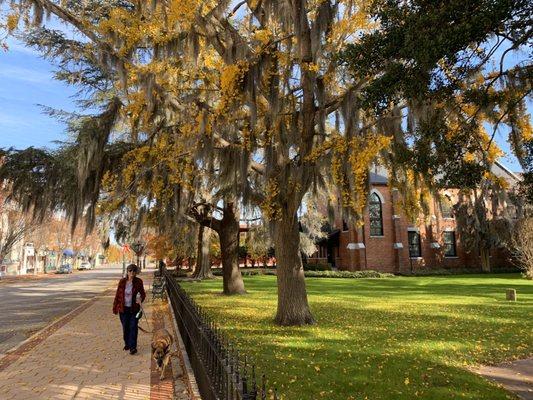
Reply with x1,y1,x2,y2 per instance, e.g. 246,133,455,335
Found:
0,265,129,355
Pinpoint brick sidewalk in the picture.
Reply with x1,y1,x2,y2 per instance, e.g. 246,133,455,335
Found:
0,274,190,400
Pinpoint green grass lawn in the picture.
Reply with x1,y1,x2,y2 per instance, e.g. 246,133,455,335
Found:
180,274,533,400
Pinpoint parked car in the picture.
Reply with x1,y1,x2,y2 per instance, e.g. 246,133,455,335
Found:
57,264,72,274
78,261,93,270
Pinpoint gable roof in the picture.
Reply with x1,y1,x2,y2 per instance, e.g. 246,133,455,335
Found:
369,161,521,186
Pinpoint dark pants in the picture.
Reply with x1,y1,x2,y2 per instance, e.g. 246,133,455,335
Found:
119,307,138,350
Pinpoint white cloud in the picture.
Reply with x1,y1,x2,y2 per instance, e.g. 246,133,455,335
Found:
0,65,56,85
0,111,34,128
4,40,41,56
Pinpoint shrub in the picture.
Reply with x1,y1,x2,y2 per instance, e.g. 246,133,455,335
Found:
241,269,276,277
304,262,331,271
399,268,466,276
304,270,394,279
212,268,276,277
212,268,392,278
399,266,520,277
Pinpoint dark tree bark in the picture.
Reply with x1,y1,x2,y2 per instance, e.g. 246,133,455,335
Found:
271,208,315,326
480,247,491,272
218,203,246,295
189,201,245,294
192,224,213,279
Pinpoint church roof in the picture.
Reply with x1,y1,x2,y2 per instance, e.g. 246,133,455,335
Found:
369,161,520,186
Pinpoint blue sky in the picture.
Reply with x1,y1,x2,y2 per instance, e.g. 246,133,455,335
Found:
0,37,78,150
0,35,526,171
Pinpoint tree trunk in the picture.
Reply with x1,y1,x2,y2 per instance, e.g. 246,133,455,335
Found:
271,209,315,326
193,225,213,279
219,203,246,295
480,247,491,272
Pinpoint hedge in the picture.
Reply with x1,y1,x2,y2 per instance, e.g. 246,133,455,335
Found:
211,268,393,279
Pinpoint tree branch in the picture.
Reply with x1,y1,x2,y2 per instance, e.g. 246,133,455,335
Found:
211,132,266,174
34,0,120,62
188,203,222,232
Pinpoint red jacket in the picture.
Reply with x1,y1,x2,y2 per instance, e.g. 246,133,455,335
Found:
113,277,146,314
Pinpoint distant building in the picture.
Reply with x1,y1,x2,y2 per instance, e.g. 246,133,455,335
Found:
308,162,520,273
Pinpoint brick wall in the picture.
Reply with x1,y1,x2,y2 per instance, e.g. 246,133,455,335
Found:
312,185,514,273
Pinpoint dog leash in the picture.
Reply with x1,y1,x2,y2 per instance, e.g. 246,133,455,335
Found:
137,301,154,334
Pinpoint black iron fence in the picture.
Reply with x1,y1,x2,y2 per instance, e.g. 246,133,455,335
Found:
164,268,277,400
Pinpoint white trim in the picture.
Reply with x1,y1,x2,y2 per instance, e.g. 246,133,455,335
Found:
393,243,403,249
409,257,423,260
392,215,400,220
494,160,521,182
370,189,385,204
444,256,459,259
347,242,365,250
407,227,420,232
370,235,385,238
443,227,455,232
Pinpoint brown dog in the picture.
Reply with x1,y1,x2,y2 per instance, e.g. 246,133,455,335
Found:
151,328,174,379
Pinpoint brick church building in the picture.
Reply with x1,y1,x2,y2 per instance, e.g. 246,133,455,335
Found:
308,162,520,273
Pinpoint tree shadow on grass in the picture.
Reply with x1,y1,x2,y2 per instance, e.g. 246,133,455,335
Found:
215,326,518,400
182,275,531,400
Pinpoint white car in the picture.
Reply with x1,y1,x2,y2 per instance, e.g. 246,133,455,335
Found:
78,261,93,270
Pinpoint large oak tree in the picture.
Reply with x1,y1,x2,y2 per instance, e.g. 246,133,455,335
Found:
1,0,531,325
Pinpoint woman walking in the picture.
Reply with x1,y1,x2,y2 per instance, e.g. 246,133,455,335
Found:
112,264,146,354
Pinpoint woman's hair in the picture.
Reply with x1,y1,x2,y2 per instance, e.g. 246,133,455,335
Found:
126,264,139,273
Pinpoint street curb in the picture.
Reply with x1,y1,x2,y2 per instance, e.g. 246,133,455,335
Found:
167,298,202,400
148,275,175,400
161,304,189,400
0,284,115,372
0,263,120,283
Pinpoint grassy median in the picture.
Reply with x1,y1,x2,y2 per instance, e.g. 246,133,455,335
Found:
181,274,533,400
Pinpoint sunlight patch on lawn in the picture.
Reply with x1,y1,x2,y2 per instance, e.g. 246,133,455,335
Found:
180,274,532,400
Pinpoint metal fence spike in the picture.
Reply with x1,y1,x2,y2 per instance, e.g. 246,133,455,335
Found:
167,279,273,400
